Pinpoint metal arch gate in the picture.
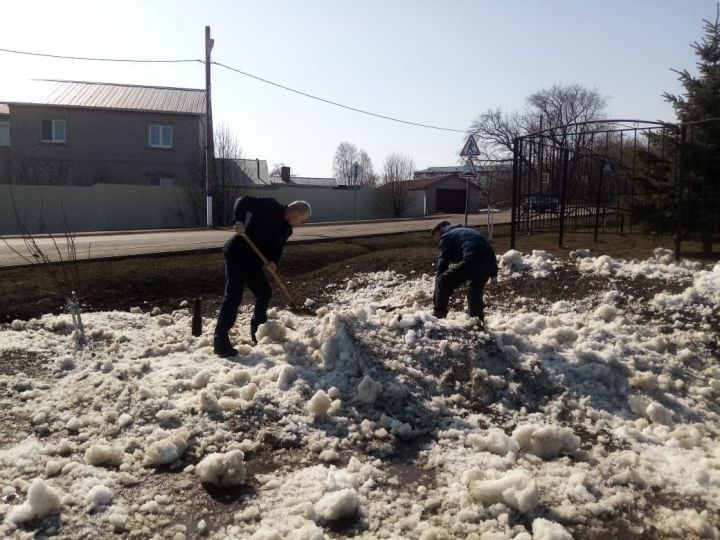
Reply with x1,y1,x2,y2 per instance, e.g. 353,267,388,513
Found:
510,119,682,252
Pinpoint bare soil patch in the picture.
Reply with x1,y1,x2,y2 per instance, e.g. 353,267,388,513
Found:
0,226,710,325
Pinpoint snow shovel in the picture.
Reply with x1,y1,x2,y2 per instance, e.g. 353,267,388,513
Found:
239,233,316,316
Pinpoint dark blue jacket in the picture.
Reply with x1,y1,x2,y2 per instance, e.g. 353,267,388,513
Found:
224,196,293,268
436,224,498,276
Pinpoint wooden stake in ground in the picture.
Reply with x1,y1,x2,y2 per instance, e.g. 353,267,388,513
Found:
192,298,203,337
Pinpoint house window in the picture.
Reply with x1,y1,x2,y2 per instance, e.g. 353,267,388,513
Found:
148,176,175,186
41,119,65,143
149,125,173,149
0,122,8,146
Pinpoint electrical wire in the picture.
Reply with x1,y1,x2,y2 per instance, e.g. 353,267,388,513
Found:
0,46,202,64
213,61,466,133
0,45,467,133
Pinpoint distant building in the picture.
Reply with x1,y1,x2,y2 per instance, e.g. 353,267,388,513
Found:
269,166,340,187
216,158,270,186
414,165,475,179
405,173,480,214
0,79,207,186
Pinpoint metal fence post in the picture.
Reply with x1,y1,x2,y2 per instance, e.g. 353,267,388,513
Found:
558,149,569,248
510,138,520,249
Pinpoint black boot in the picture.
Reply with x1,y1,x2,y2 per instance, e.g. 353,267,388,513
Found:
213,337,238,358
250,322,259,344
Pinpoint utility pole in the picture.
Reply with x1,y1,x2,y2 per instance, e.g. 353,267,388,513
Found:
205,26,216,228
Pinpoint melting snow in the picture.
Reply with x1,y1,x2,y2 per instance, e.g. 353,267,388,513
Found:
0,250,718,538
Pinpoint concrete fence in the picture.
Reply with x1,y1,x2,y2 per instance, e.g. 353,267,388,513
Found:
0,183,426,234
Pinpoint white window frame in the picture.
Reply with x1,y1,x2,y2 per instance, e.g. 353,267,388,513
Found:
0,121,9,146
41,119,66,143
149,125,173,149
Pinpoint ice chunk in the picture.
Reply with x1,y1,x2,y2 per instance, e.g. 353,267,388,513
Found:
199,390,222,414
594,304,618,322
7,479,62,523
357,375,383,404
308,390,332,417
468,428,520,456
257,320,287,342
85,444,125,467
314,488,359,522
276,364,296,389
55,355,75,370
85,485,114,509
144,429,190,467
512,424,580,459
653,248,675,264
468,470,538,513
192,370,213,389
646,402,674,425
196,450,246,487
532,518,573,540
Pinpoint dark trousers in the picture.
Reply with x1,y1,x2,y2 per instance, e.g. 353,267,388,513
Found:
214,252,271,343
434,259,492,320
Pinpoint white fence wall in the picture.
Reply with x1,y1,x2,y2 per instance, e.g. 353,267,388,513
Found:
0,184,426,234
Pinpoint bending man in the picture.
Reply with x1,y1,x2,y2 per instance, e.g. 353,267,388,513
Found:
431,220,498,321
214,197,311,357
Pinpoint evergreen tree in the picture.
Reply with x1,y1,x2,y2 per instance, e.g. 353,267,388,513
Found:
664,7,720,256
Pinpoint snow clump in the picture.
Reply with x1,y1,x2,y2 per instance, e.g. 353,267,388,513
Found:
84,444,124,467
512,424,581,459
357,375,383,404
143,429,191,467
6,479,62,524
196,450,246,487
468,470,539,513
307,390,332,417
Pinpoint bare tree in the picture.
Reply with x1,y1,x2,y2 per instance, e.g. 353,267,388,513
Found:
14,159,71,185
380,153,415,218
469,83,608,160
270,162,289,177
2,185,86,346
470,84,608,200
213,123,248,226
333,142,358,185
358,150,377,187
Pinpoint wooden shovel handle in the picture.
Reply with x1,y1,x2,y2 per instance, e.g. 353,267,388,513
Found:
240,233,295,305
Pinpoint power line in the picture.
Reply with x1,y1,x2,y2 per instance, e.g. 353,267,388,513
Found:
0,46,202,64
0,45,467,133
213,61,466,133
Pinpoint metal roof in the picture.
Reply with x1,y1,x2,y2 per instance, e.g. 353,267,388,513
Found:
269,175,339,187
405,173,481,191
10,80,205,115
216,158,270,186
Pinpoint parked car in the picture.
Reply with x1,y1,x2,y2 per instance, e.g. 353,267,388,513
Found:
522,195,559,214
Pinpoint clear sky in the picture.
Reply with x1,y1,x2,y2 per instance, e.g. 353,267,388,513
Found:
1,0,717,177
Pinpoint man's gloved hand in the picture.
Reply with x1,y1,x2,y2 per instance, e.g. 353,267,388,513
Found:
234,222,246,235
265,261,276,273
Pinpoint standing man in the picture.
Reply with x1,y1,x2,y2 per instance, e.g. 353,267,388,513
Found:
213,197,312,357
431,220,498,321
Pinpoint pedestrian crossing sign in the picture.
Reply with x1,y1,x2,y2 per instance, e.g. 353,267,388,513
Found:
460,135,480,157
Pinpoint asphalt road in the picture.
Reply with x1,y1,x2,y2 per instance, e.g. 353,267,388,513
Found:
0,212,511,268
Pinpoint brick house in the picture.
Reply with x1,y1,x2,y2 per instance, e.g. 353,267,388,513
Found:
0,80,206,186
